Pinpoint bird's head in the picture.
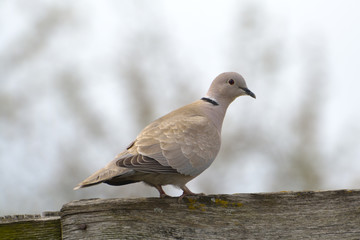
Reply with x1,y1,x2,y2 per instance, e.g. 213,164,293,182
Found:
206,72,256,104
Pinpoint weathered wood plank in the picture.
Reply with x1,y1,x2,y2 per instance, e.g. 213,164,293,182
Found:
0,212,61,240
60,189,360,240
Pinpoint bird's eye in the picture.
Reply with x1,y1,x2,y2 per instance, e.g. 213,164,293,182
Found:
228,79,235,85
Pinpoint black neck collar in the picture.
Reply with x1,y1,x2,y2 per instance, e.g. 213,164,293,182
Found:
201,97,219,106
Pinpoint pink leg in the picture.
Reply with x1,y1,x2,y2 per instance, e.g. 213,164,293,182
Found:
178,185,203,202
155,185,170,198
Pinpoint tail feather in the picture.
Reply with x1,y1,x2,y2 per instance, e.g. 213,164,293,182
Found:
74,161,134,190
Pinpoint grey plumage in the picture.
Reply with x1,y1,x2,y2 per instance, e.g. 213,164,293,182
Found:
74,72,255,199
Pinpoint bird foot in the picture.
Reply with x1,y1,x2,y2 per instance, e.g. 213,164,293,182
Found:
155,185,171,199
160,193,171,198
178,186,204,203
178,192,205,203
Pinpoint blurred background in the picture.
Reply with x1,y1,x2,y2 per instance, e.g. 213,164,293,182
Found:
1,0,359,215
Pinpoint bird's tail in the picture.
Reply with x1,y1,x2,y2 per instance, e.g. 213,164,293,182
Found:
73,160,133,190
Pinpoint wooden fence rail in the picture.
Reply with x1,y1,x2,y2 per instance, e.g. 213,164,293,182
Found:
1,189,360,239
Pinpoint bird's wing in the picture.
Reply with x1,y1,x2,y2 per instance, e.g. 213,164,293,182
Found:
118,114,221,177
117,153,178,174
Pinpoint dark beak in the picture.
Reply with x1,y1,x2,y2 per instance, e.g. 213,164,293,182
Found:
243,88,256,99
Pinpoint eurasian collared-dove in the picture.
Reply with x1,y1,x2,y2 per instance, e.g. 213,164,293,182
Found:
74,72,255,200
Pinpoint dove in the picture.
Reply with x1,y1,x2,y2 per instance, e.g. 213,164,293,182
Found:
74,72,256,200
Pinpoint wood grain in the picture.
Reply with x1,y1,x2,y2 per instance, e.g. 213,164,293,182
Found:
60,190,360,239
0,213,61,240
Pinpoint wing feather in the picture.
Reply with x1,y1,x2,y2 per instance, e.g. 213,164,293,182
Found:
132,114,221,176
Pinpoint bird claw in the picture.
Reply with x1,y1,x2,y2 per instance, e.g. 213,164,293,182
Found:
177,186,204,203
160,193,171,198
156,185,172,199
156,185,204,202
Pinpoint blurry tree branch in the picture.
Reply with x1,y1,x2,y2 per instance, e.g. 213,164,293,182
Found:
0,6,71,78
